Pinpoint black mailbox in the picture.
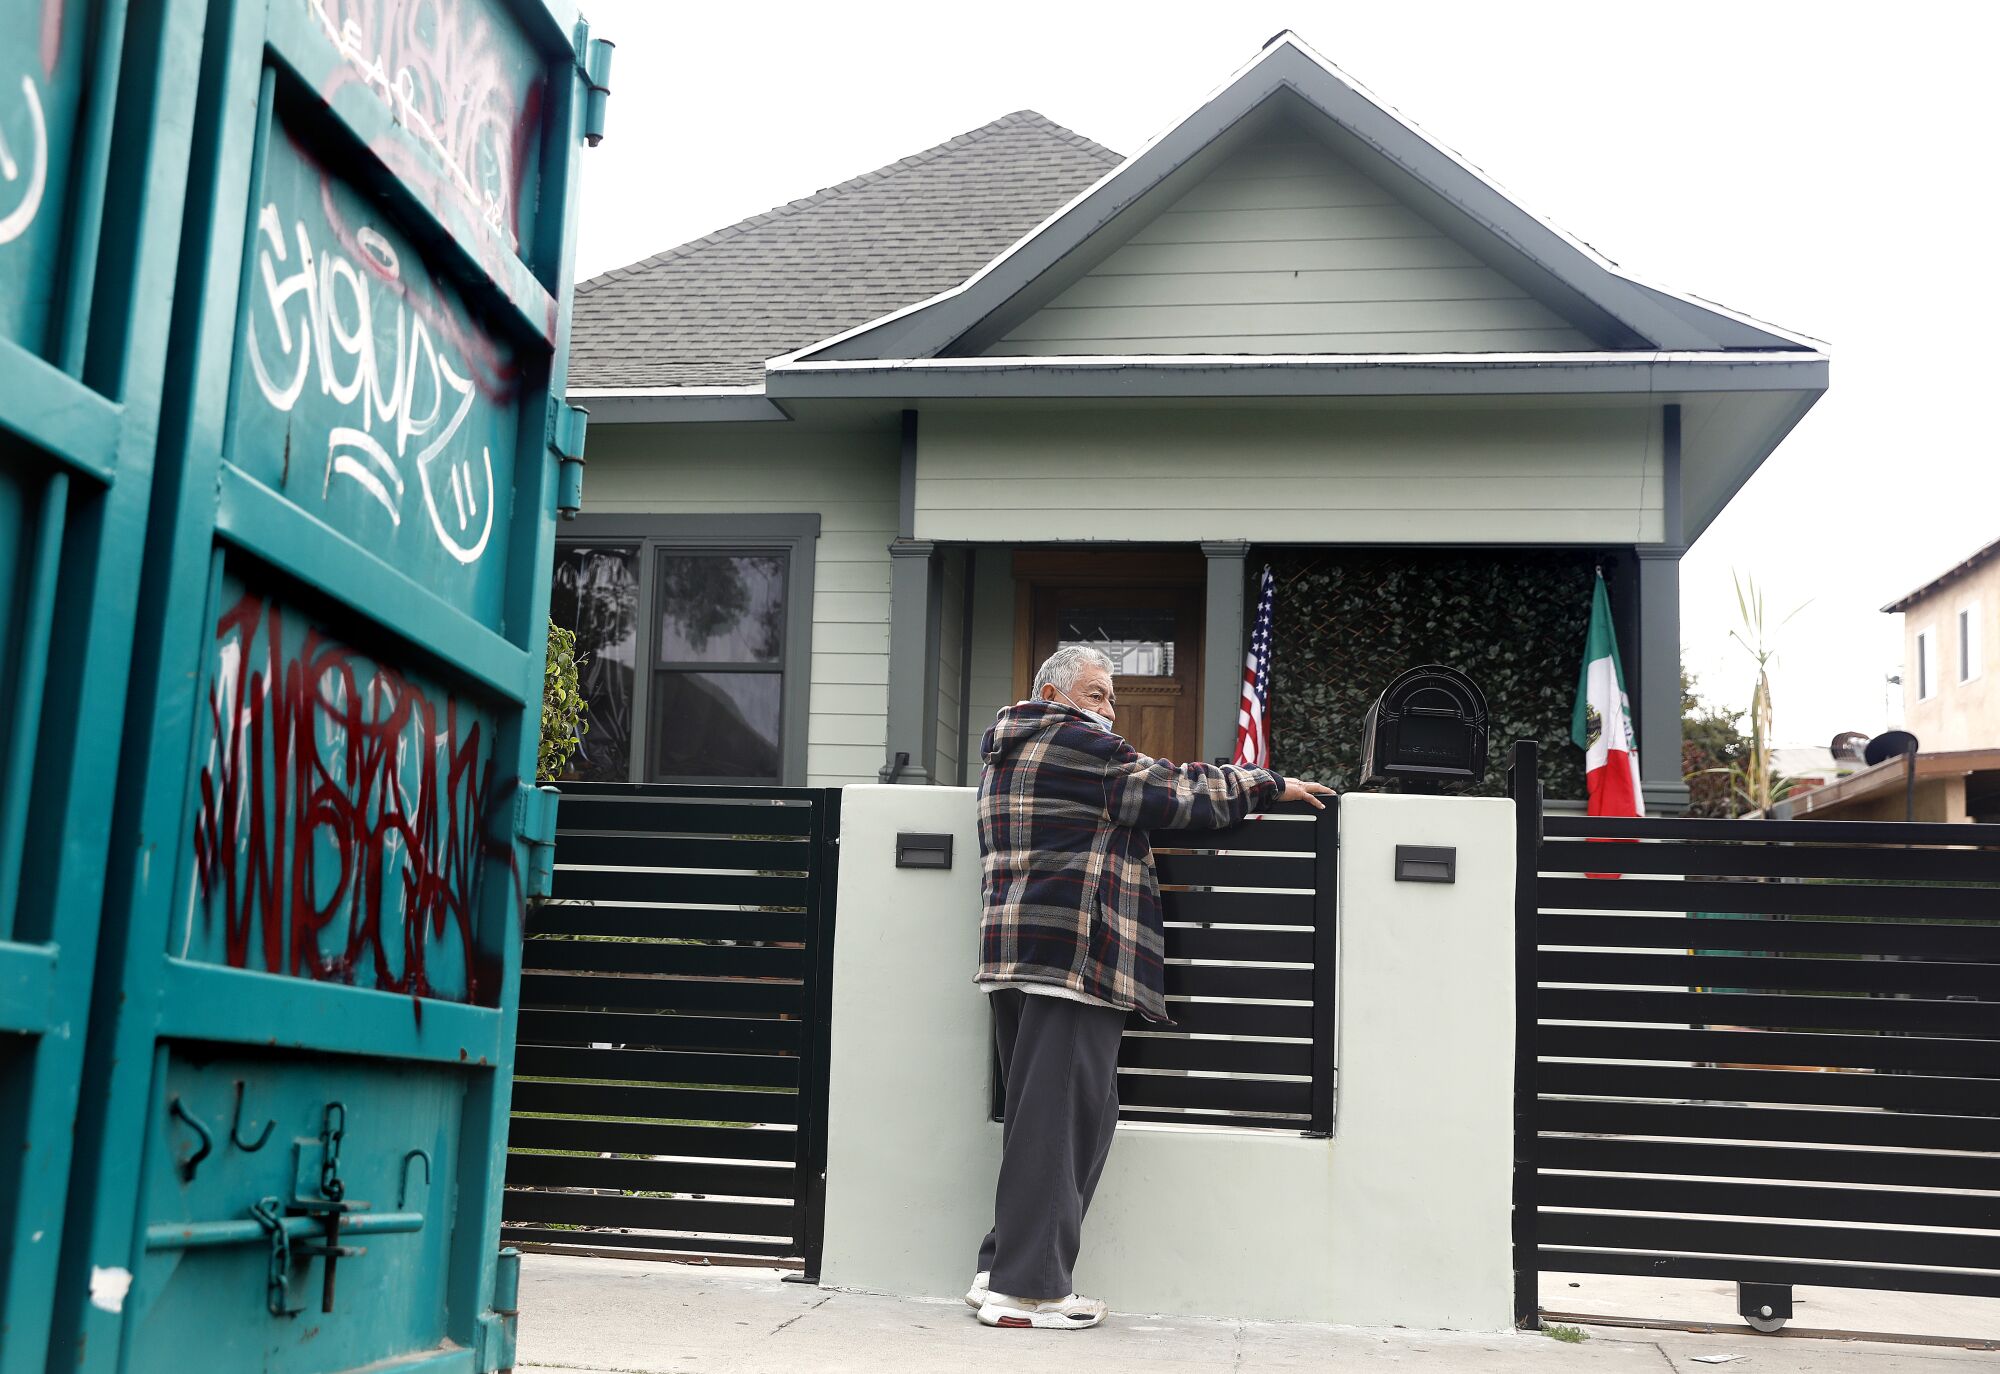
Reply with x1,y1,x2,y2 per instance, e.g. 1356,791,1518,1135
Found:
1359,664,1489,791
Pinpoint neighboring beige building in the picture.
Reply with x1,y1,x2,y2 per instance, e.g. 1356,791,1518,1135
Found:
1884,537,2000,752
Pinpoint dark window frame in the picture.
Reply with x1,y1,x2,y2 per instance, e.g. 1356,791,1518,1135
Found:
554,513,820,786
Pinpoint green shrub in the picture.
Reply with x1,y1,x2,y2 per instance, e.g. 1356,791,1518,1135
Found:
540,619,590,783
1268,549,1595,799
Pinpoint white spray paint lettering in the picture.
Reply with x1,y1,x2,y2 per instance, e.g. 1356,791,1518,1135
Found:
308,0,519,238
0,74,49,244
248,202,495,565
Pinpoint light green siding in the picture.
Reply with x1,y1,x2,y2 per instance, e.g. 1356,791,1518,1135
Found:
585,422,898,787
988,125,1595,356
915,405,1664,544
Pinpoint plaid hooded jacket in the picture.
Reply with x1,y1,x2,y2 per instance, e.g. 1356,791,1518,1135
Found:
974,700,1284,1022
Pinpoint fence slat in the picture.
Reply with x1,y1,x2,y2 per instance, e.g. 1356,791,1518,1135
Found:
1538,1135,2000,1192
524,939,806,981
1160,1000,1314,1037
1119,1034,1313,1076
1162,963,1314,1000
516,1010,802,1053
1540,1173,2000,1231
554,794,815,835
1539,876,1998,920
1538,950,1999,1000
1160,889,1317,925
1539,912,2000,963
511,1078,800,1126
551,868,810,906
1539,838,2000,883
1536,1024,2000,1077
1154,851,1315,889
505,1116,796,1161
505,1153,796,1198
519,972,804,1016
1116,1071,1314,1116
553,832,810,871
1534,1248,2000,1300
1538,986,2000,1038
1537,1096,2000,1152
531,904,808,943
1164,926,1315,963
502,1189,796,1239
1539,1211,2000,1272
515,1044,801,1089
1538,1061,2000,1116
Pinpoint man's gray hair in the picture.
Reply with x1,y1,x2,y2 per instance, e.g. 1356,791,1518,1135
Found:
1033,644,1114,698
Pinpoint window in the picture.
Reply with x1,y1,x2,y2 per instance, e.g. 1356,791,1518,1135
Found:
550,515,819,784
1960,604,1983,684
1057,606,1178,677
1916,626,1935,701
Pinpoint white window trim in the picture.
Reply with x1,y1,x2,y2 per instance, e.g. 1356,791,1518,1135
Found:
1959,602,1983,684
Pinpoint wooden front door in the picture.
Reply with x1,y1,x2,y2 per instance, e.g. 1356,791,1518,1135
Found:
1017,552,1205,764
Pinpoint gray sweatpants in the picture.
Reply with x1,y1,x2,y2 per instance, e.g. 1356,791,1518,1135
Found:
975,989,1127,1299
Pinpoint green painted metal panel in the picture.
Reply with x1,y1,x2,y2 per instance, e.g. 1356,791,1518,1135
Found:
0,1,201,1371
0,0,603,1371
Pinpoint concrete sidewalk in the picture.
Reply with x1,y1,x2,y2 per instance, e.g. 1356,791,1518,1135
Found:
517,1253,1996,1374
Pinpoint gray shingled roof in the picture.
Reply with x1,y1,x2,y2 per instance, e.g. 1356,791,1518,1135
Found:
570,111,1122,388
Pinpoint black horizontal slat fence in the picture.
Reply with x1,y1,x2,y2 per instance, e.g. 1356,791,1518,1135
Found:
993,802,1338,1134
1508,741,2000,1329
502,783,840,1275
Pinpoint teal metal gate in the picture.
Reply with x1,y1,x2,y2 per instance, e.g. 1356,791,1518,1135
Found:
1,3,207,1369
0,2,609,1372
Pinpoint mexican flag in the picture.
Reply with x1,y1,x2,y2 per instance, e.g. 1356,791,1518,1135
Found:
1572,572,1643,817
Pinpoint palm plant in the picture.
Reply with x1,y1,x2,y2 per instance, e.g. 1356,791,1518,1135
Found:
1722,571,1810,816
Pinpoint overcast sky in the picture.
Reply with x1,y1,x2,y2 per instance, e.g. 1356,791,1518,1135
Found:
572,1,1997,750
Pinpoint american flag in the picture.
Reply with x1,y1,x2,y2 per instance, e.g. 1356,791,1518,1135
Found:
1232,564,1275,767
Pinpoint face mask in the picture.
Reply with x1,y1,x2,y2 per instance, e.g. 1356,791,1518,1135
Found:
1053,688,1113,732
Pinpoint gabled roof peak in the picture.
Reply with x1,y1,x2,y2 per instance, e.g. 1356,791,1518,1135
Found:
779,30,1821,367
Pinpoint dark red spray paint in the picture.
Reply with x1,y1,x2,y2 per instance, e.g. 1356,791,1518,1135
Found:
191,590,508,1003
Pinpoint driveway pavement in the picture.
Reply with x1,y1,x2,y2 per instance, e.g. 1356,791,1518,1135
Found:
517,1253,1997,1374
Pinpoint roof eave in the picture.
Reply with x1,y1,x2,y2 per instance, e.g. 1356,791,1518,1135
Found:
763,351,1828,402
566,386,792,424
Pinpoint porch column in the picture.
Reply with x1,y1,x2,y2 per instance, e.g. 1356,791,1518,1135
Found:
1201,542,1249,764
1635,546,1688,814
885,539,940,783
1635,403,1688,815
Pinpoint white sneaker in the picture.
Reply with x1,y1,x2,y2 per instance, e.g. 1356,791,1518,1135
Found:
976,1291,1107,1330
964,1271,990,1309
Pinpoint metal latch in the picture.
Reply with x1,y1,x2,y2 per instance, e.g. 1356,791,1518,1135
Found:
551,403,588,520
517,783,561,900
145,1101,428,1318
581,36,615,146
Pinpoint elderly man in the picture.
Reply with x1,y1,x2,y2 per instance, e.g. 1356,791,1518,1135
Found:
965,644,1332,1330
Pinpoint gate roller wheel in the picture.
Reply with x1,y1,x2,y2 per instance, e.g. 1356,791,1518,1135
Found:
1737,1282,1792,1334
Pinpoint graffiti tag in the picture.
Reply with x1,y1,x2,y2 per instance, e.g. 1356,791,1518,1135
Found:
248,200,497,565
190,589,506,1002
0,74,47,245
308,0,530,242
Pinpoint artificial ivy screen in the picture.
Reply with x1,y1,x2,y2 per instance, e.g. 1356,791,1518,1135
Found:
1266,547,1598,800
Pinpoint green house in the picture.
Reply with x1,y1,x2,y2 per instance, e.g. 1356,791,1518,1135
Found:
557,32,1825,806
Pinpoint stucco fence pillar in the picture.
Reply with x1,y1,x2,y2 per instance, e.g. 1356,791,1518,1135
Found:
818,784,1516,1330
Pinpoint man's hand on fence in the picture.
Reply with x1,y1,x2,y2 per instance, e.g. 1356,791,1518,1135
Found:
1280,778,1335,810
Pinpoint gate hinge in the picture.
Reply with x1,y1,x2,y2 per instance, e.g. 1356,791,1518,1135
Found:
476,1246,522,1371
550,402,588,520
580,36,615,147
516,785,561,901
